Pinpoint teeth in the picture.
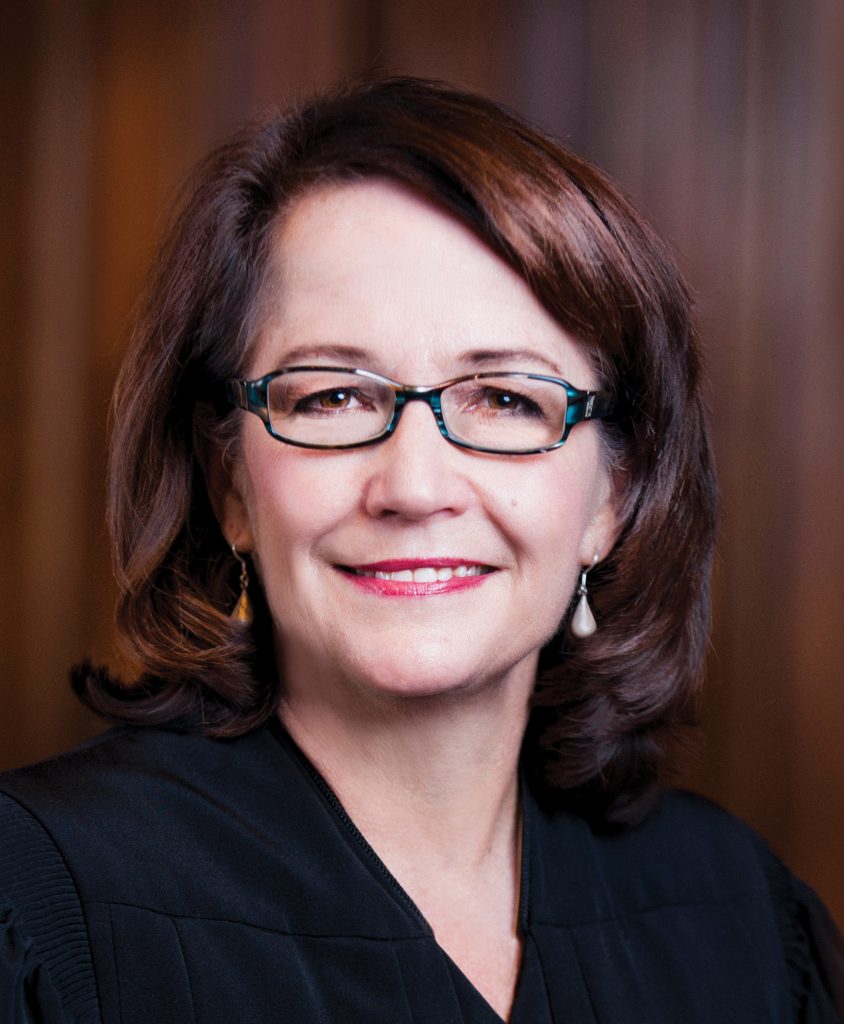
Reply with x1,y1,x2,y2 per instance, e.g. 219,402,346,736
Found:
356,565,486,582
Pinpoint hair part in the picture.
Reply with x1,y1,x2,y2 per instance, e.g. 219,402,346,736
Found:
75,75,718,828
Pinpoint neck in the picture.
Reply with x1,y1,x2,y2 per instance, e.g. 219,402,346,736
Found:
280,661,531,1018
278,663,533,868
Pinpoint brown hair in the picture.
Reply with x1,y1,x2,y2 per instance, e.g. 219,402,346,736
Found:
75,76,718,827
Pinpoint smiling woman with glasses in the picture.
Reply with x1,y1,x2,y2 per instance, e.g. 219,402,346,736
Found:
1,77,841,1024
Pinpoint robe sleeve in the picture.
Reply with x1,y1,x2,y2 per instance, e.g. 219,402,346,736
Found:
786,878,844,1023
0,906,68,1024
0,794,99,1024
759,838,844,1022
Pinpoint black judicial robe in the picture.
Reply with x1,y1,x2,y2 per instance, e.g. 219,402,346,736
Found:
1,721,842,1023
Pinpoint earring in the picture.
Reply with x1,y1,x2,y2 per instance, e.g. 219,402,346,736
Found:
570,556,599,639
229,544,253,626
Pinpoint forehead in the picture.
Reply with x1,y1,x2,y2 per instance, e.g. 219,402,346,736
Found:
253,179,592,382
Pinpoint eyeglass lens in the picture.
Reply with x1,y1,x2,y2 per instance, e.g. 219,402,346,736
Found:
266,370,570,451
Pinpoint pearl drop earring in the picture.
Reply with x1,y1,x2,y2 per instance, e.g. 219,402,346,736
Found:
570,555,599,639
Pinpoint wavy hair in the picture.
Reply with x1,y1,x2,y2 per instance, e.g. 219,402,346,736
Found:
75,76,718,827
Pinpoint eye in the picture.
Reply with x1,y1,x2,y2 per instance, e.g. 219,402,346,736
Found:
312,389,352,410
475,386,545,418
293,387,368,415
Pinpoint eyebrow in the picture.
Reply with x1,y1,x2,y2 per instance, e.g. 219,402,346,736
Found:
271,343,564,377
458,348,563,375
276,343,375,367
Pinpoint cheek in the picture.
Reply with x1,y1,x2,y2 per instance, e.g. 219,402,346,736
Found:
510,454,599,543
502,448,608,595
241,451,355,569
523,493,590,585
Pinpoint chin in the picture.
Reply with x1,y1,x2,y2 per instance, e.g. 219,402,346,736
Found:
345,649,515,704
280,628,539,709
366,672,481,702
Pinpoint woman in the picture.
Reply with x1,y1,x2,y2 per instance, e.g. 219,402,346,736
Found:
1,77,841,1023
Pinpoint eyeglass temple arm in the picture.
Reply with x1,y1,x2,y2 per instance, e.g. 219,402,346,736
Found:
566,388,614,425
226,379,274,418
226,380,249,409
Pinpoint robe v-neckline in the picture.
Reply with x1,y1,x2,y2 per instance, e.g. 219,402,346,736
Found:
269,717,535,1023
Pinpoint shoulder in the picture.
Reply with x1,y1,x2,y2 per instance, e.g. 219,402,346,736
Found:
625,786,760,848
587,789,827,925
0,721,406,933
0,724,307,915
532,787,779,920
0,722,282,824
1,722,228,795
533,788,844,1019
598,788,772,887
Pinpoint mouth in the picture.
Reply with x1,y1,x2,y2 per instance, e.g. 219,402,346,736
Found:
337,559,497,594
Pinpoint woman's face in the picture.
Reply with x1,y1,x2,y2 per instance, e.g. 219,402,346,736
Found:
218,180,617,704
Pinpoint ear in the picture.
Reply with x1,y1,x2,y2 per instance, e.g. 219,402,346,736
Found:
577,468,621,567
203,443,255,554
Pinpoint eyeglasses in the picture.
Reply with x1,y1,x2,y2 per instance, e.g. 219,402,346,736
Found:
225,366,613,455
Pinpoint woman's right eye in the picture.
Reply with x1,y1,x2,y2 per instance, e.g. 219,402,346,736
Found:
269,376,387,419
293,388,359,413
304,389,351,410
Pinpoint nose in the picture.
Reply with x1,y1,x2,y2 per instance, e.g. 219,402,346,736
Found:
361,399,472,521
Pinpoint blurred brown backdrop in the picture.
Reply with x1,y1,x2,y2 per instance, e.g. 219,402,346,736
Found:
2,0,842,923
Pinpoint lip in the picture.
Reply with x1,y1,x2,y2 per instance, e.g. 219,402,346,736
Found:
337,558,497,597
350,558,487,572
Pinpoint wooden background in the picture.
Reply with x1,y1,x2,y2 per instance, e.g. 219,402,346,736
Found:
2,0,842,924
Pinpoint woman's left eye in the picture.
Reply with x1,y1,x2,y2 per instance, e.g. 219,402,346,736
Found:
475,387,543,417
